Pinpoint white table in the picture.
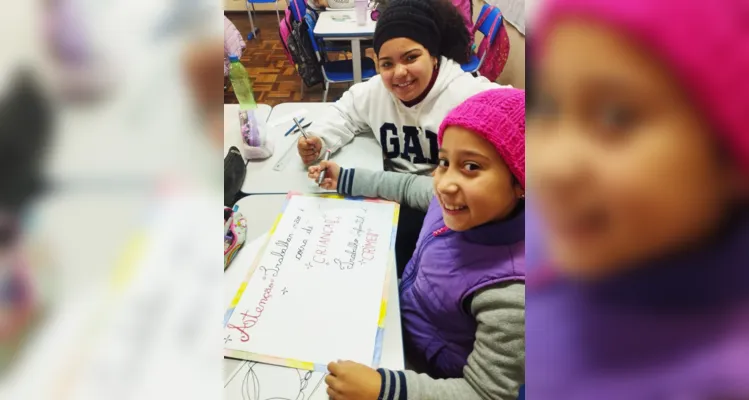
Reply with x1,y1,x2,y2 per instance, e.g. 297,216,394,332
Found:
224,103,273,158
242,102,384,194
223,194,405,392
314,10,376,83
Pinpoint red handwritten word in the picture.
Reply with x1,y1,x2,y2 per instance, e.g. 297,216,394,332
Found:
313,215,341,265
361,230,379,262
227,278,275,342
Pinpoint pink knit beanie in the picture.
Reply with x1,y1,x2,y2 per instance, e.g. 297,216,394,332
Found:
534,0,749,176
438,88,525,188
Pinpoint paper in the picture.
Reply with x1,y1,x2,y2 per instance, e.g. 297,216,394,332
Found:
223,193,399,370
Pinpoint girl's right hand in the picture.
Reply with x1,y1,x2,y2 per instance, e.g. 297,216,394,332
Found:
298,136,323,165
307,160,341,190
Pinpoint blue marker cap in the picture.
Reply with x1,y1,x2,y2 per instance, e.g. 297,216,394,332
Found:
229,54,239,62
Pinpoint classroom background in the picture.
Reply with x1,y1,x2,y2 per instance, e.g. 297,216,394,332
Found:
224,0,526,105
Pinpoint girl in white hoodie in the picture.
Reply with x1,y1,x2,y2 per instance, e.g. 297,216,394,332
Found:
297,0,507,176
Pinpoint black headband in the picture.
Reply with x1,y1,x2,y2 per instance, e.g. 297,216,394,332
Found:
373,0,441,56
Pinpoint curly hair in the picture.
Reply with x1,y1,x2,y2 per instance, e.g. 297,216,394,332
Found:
430,0,472,64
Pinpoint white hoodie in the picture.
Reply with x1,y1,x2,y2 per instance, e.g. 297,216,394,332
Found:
309,58,508,175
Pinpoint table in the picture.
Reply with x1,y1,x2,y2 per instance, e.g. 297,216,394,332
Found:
313,10,376,84
223,194,405,384
242,102,384,194
224,103,272,158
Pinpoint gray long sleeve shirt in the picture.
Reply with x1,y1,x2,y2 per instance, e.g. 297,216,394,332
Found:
336,168,526,400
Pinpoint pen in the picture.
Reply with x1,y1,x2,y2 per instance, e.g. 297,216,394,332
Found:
317,149,332,185
283,117,305,137
293,117,310,140
284,121,312,137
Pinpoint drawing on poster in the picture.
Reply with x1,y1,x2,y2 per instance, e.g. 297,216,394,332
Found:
224,361,328,400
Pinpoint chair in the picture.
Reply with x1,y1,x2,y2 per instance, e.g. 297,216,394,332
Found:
246,0,282,40
461,4,502,75
303,14,377,102
306,11,353,58
518,384,525,400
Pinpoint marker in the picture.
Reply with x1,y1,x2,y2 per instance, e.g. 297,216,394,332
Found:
225,204,239,237
317,150,332,185
293,117,310,140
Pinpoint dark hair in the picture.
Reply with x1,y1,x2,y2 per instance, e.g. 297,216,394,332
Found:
430,0,472,64
373,0,471,64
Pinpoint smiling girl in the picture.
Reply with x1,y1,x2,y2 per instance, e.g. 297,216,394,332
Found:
296,0,505,175
299,0,509,278
307,89,526,400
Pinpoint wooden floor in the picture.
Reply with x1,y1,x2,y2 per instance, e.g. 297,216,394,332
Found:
225,12,362,106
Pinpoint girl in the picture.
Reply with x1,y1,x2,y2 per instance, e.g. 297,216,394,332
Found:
297,0,505,175
308,89,526,400
300,0,507,277
526,0,749,398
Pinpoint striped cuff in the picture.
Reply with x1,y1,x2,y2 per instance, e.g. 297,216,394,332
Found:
337,168,356,195
376,368,407,400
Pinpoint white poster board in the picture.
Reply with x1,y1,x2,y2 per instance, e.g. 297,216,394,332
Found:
223,194,399,370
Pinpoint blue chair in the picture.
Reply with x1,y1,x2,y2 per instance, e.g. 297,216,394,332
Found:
289,0,307,21
518,384,525,400
246,0,282,40
461,4,503,75
303,14,377,102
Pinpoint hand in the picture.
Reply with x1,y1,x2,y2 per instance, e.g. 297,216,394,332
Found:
308,160,341,190
325,360,381,400
298,135,323,165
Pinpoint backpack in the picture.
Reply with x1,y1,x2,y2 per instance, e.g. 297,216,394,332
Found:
472,9,510,82
278,8,296,66
278,0,324,87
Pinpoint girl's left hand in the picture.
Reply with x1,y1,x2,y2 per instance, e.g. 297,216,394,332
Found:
326,360,381,400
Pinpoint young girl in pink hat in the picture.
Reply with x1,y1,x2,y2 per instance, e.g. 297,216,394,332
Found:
526,0,749,398
308,88,526,400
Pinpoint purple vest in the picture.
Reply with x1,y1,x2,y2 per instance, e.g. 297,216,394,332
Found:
400,197,525,378
526,207,749,399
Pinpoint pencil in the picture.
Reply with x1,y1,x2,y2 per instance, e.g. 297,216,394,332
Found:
317,150,332,185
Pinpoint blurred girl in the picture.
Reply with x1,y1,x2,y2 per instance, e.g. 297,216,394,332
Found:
526,0,749,398
309,89,526,400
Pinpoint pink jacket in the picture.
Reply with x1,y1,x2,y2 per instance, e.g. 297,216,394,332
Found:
224,16,246,77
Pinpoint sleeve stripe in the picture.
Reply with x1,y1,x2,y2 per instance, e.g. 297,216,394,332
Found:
387,370,397,400
337,168,345,194
346,168,356,195
396,370,407,399
376,368,387,400
339,168,347,195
